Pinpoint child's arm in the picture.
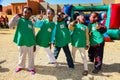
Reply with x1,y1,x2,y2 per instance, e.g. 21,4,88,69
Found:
32,25,36,52
50,25,57,49
68,21,77,30
33,19,44,28
8,14,21,28
96,23,107,34
33,11,44,28
51,25,57,43
85,27,90,50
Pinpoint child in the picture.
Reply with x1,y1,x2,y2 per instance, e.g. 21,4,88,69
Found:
34,8,58,66
52,12,74,69
88,12,106,73
69,14,89,75
10,7,36,74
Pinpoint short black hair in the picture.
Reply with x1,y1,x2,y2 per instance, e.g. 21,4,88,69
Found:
73,13,79,20
23,7,32,13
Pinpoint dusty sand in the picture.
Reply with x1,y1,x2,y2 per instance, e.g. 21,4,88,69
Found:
0,29,120,80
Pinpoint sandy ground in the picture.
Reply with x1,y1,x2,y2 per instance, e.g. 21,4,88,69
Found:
0,28,120,80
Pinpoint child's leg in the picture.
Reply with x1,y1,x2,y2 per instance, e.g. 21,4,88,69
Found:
53,46,61,59
44,47,57,63
88,46,95,62
18,46,27,68
72,46,77,62
79,48,88,71
63,45,74,68
27,46,34,70
94,42,105,70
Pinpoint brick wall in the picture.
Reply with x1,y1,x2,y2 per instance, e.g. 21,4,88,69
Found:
2,5,12,15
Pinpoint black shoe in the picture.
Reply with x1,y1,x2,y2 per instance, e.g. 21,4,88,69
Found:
92,69,100,74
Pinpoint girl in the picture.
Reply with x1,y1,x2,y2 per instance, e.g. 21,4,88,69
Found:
34,8,58,66
11,7,36,74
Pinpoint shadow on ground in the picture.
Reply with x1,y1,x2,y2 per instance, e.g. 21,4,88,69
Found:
34,62,120,80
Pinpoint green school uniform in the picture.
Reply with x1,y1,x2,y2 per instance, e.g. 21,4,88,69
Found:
13,17,36,47
71,23,87,48
88,23,104,46
55,21,71,47
36,20,55,47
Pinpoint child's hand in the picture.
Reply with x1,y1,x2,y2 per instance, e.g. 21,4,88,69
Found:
85,46,89,50
50,43,54,50
89,32,92,36
33,46,36,52
96,24,101,30
71,21,77,26
38,10,44,20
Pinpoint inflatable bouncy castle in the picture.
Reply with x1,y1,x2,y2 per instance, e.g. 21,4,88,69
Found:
63,4,120,41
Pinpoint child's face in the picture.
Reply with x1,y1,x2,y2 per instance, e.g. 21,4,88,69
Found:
57,12,64,22
89,13,98,23
77,15,85,24
47,10,55,21
23,8,32,19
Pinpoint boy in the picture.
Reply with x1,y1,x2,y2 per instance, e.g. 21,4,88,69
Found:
52,12,74,69
88,12,106,73
69,14,89,75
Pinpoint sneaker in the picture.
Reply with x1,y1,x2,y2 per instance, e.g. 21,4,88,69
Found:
30,69,36,75
92,69,100,74
82,70,88,76
48,62,60,67
15,67,22,72
69,67,74,70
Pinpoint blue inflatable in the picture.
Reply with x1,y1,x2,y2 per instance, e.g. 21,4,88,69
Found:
63,5,72,16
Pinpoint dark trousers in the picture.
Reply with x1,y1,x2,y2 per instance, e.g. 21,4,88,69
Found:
88,42,105,70
54,45,74,68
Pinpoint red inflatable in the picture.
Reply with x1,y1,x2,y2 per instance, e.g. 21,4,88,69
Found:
110,4,120,29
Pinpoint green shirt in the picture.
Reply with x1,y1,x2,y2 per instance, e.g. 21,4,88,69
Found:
71,23,87,48
88,23,104,46
55,21,71,47
36,20,55,47
13,17,36,47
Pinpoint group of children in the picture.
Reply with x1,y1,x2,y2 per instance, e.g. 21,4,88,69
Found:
9,6,106,75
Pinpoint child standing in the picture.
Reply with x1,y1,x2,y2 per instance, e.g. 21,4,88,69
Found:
88,12,106,73
52,12,74,69
34,8,58,66
69,14,89,75
10,7,36,74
